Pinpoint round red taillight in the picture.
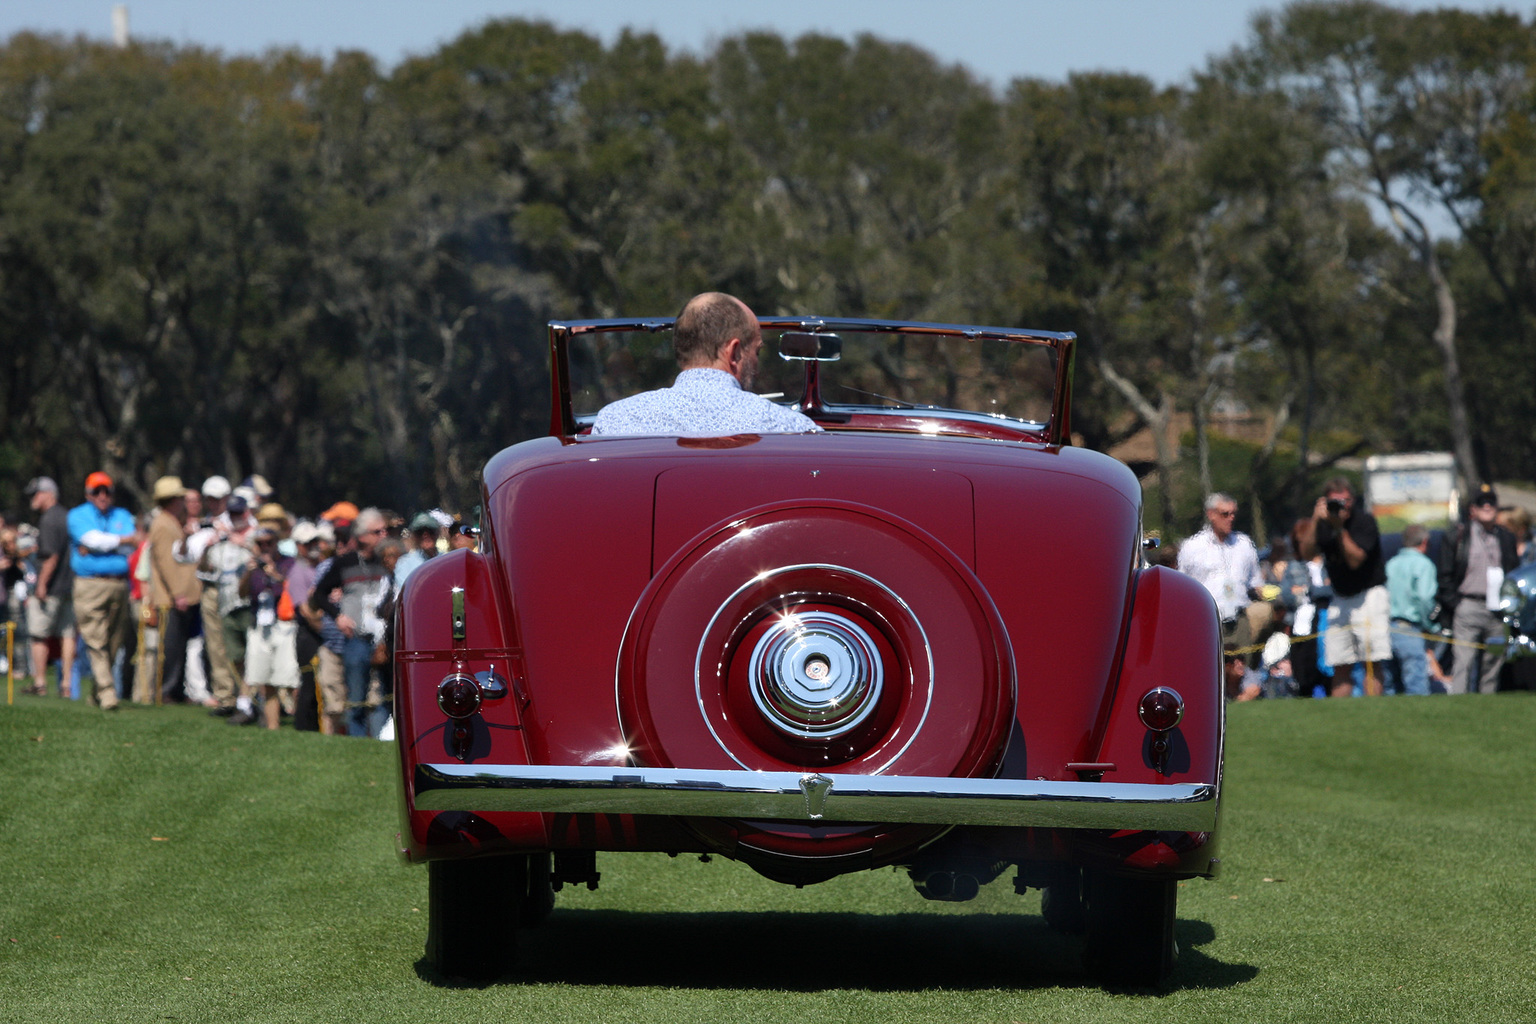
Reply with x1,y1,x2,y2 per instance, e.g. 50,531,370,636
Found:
1138,687,1184,732
437,674,483,719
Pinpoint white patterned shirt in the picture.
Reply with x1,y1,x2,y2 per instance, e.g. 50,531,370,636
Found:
591,368,822,436
1177,527,1263,620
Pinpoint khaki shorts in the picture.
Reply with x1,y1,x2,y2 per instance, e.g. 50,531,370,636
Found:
1324,585,1391,667
246,620,301,689
25,594,73,638
317,646,346,716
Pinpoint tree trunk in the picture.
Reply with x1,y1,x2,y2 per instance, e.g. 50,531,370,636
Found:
1099,359,1178,533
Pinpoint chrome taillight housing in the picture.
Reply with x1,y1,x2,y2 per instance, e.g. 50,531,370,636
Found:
1138,687,1183,776
1138,687,1183,732
437,673,483,719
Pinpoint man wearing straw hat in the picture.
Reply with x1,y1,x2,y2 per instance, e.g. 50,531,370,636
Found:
147,476,200,703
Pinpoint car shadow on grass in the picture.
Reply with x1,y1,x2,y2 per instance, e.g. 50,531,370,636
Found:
415,910,1256,992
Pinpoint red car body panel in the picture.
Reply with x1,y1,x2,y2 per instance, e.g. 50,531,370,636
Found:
397,318,1221,893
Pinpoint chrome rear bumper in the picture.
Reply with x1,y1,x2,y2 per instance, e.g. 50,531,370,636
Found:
413,764,1219,832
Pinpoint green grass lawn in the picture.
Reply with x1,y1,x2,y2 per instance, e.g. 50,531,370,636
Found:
2,692,1533,1023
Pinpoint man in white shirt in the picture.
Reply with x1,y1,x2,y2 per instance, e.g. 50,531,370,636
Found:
1178,493,1266,651
592,292,821,436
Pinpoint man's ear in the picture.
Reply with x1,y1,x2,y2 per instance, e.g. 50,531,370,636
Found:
718,336,744,372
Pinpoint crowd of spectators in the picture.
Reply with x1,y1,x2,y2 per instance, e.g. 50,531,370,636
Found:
1,470,468,737
1169,480,1536,701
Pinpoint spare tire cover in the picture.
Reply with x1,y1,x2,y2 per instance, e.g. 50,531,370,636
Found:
618,501,1016,782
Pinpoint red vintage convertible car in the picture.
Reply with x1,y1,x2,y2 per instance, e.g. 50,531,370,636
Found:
394,316,1224,987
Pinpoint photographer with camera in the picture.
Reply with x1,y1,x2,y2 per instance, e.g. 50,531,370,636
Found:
1297,477,1388,697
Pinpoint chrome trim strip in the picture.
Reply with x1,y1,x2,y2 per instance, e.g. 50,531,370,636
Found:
412,764,1218,832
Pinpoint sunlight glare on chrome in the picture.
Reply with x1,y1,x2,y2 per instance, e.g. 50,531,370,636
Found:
777,611,805,635
582,740,633,765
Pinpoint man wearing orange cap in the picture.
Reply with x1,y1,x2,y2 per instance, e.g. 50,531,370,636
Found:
321,501,359,527
67,472,137,709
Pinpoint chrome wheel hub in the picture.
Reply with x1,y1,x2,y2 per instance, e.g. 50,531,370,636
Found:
746,610,883,739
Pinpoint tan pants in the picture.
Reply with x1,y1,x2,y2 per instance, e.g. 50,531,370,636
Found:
317,646,346,719
73,576,128,709
201,583,246,705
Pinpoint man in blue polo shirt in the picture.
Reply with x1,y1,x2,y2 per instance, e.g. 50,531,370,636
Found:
68,471,136,710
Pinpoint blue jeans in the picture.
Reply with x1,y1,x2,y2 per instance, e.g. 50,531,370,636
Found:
1388,626,1430,696
342,634,375,737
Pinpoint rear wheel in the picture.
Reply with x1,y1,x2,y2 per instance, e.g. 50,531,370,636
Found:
425,854,529,981
520,852,556,926
1082,871,1178,988
1040,873,1086,935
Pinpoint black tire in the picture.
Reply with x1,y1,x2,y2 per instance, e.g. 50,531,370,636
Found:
520,852,556,926
425,855,528,981
1082,871,1178,989
1041,873,1086,935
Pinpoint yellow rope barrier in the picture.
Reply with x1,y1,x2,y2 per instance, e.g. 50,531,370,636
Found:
1228,621,1496,658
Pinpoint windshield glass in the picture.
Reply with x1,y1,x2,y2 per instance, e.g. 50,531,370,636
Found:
568,328,1059,427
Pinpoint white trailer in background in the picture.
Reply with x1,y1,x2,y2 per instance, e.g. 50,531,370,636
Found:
1363,452,1458,531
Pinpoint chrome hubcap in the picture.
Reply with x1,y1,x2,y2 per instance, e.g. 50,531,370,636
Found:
747,610,883,739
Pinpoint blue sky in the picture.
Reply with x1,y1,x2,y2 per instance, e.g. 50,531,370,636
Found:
0,0,1521,88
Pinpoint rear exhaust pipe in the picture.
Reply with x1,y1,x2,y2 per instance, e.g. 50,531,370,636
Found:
910,870,980,902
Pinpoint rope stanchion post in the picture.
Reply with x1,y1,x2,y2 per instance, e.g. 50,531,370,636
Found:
311,654,322,725
154,607,168,706
5,620,12,706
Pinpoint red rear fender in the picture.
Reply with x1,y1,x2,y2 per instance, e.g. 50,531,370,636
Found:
395,549,547,861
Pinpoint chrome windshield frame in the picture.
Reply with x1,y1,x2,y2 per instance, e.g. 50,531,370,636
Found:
548,316,1076,445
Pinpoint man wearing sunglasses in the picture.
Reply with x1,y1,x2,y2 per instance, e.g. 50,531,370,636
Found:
67,471,136,709
1178,492,1266,655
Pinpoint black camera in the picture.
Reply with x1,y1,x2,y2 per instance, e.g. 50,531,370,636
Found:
1326,497,1346,515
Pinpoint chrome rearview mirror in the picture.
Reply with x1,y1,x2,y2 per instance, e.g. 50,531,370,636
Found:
778,331,841,361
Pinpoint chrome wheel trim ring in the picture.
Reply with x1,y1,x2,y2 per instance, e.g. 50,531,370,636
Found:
746,610,884,739
695,563,934,772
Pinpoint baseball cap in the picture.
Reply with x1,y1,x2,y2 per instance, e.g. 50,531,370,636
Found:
1470,483,1499,507
409,511,440,532
201,475,232,499
24,476,58,496
322,501,360,523
1262,633,1291,670
85,471,114,491
256,502,288,524
292,521,321,545
226,495,249,516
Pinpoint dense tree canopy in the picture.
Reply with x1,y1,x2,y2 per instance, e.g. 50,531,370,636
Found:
1,2,1532,539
